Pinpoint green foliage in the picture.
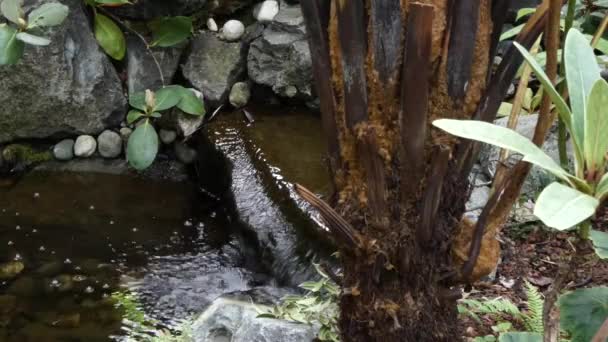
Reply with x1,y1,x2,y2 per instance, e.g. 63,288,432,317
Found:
498,332,542,342
590,229,608,259
2,143,52,164
559,287,608,342
434,28,608,258
149,16,192,47
0,0,68,65
522,281,544,334
126,86,204,170
259,264,340,342
93,12,125,60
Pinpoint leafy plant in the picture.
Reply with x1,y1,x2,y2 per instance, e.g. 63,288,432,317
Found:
433,28,608,259
559,286,608,342
259,263,340,342
0,0,68,64
126,86,205,170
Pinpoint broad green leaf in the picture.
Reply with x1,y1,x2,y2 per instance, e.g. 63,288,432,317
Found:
176,88,205,116
559,287,608,342
126,120,159,170
126,110,144,124
16,32,50,46
0,0,23,25
153,85,183,111
498,332,542,342
26,2,69,29
432,119,573,183
0,24,24,65
534,182,598,231
513,42,574,140
94,13,125,60
590,230,608,259
149,16,192,47
500,24,523,41
596,173,608,200
584,79,608,173
565,29,601,153
129,91,146,111
150,112,161,118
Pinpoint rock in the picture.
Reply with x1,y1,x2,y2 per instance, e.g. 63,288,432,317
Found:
49,313,81,329
0,295,17,315
207,18,219,31
126,35,185,94
35,261,63,277
466,186,491,212
97,130,122,158
53,139,75,161
108,0,253,19
46,274,74,293
221,20,246,41
7,276,40,297
175,142,197,164
247,2,313,100
0,261,24,280
74,135,97,158
183,31,248,107
229,82,251,108
160,129,178,144
0,0,126,143
119,127,133,144
192,296,317,342
254,0,280,22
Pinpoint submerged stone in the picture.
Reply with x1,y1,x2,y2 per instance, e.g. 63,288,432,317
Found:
0,261,24,280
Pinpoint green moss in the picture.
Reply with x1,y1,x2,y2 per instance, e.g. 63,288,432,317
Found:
2,144,52,165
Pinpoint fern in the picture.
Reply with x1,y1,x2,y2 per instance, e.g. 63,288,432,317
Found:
522,281,544,334
459,297,523,323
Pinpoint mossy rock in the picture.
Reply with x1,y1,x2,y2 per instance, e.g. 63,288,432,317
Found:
2,144,52,166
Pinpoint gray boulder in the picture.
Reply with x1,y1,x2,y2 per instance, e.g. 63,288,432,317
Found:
229,82,251,108
247,2,313,100
97,130,122,158
182,31,248,107
0,0,126,143
53,139,75,161
192,296,317,342
125,35,185,94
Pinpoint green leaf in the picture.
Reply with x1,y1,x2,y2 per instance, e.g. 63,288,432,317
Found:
584,79,608,173
126,110,144,124
26,2,69,29
500,24,524,41
176,88,205,116
516,8,536,21
596,173,608,200
149,16,192,47
129,91,146,111
94,0,131,5
0,24,24,65
150,112,161,118
16,32,50,46
432,119,573,184
498,332,542,342
153,85,183,111
565,29,602,153
590,230,608,259
559,287,608,342
534,182,598,231
126,120,159,170
94,13,125,60
513,42,575,143
0,0,23,25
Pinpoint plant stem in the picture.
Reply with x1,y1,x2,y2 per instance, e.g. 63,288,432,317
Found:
579,219,591,240
557,0,577,170
591,13,608,48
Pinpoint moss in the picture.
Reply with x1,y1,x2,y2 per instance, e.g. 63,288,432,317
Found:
2,144,52,165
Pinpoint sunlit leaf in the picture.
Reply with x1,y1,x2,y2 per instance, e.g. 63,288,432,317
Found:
565,29,602,154
498,332,542,342
16,32,50,46
129,91,146,111
0,0,24,26
126,120,159,170
584,79,608,173
596,173,608,200
534,182,598,231
94,13,125,60
0,24,24,65
149,16,192,47
94,0,130,6
153,85,183,111
590,230,608,259
176,88,205,116
126,110,144,124
27,2,69,29
500,24,524,41
559,287,608,342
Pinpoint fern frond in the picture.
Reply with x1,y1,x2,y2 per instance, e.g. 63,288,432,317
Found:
523,281,544,334
459,297,522,321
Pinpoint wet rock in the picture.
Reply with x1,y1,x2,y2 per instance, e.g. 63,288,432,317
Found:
159,129,178,145
7,276,40,297
50,313,81,329
74,135,97,158
35,261,63,277
175,142,198,164
97,130,122,158
126,35,185,94
0,0,125,143
221,20,246,41
53,139,75,161
182,31,248,107
2,144,52,169
0,295,17,315
192,296,317,342
207,18,219,32
0,261,24,280
247,2,313,100
229,82,251,108
119,127,133,145
46,274,74,293
254,0,279,22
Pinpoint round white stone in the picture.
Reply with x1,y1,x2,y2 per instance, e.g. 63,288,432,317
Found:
207,18,218,32
221,20,245,42
74,135,97,158
97,130,122,158
255,1,279,22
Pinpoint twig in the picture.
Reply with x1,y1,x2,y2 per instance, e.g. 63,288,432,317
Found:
95,6,165,87
591,13,608,48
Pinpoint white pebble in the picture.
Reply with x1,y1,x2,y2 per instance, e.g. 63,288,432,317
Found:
207,18,218,31
221,20,245,41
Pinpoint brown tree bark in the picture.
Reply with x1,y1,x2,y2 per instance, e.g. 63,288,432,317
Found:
299,1,548,341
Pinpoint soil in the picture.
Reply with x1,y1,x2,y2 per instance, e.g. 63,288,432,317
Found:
461,205,608,339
